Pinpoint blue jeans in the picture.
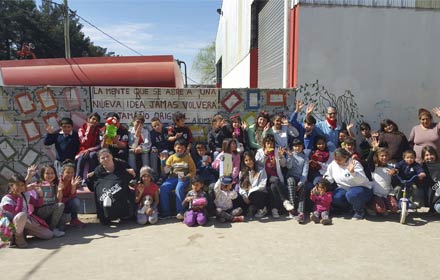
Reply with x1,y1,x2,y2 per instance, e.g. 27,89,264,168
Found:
64,197,81,220
128,151,150,171
76,151,98,178
332,186,373,213
159,177,189,216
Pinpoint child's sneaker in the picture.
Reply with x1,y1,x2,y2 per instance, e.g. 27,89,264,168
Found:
231,207,243,216
232,216,244,223
176,213,184,221
254,207,267,218
283,200,294,212
310,212,320,224
52,228,65,237
287,211,295,219
70,218,85,228
247,205,256,218
297,212,305,224
320,217,332,225
352,210,365,220
271,208,280,218
366,208,377,216
14,234,28,248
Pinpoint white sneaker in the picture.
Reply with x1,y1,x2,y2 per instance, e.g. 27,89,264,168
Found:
53,228,65,237
272,208,280,218
176,213,184,221
254,207,267,218
283,200,294,212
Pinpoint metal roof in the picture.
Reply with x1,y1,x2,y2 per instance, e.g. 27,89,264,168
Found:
299,0,440,9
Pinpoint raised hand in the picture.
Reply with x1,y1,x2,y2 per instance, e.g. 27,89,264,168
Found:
72,176,82,187
370,136,380,151
347,158,355,174
305,103,315,115
263,122,271,131
27,164,38,178
432,107,440,118
295,100,304,112
45,123,55,134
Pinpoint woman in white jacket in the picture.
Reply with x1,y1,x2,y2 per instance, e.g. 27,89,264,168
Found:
239,151,268,218
324,148,373,220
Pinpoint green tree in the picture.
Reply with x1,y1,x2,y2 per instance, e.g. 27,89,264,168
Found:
192,41,215,84
0,0,108,60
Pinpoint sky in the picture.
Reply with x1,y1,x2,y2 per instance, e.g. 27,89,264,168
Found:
36,0,222,84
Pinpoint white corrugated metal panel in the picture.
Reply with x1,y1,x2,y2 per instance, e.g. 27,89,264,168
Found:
299,0,416,8
258,0,285,88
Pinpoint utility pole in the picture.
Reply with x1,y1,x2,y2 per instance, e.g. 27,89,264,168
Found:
63,0,71,58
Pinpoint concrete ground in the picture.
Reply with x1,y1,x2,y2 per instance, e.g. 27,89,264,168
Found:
1,209,439,280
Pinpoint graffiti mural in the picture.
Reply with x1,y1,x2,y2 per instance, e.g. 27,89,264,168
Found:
0,86,90,194
296,80,364,127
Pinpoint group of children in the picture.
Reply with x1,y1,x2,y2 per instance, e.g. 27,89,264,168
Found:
1,103,439,248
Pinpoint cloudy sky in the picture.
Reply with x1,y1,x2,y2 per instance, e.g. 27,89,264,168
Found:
37,0,222,84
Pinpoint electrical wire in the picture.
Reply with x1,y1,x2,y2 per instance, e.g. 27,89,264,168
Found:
42,0,143,56
70,10,144,56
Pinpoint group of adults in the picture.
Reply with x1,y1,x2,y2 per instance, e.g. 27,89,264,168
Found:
314,105,440,217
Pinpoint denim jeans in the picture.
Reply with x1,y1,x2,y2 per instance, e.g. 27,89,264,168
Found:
76,151,99,178
128,151,150,171
159,177,189,216
332,186,373,213
64,197,81,220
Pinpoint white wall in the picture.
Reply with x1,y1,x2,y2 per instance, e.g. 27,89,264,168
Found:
222,53,251,88
297,6,440,135
216,0,253,86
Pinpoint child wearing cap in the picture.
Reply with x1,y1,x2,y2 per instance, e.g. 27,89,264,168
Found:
44,117,80,175
134,166,159,225
214,176,244,223
182,176,208,227
159,139,196,220
285,138,309,223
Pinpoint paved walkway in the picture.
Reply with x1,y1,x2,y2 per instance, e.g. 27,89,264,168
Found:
1,210,439,280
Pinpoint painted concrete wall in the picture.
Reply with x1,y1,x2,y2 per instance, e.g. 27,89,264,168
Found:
297,6,440,134
0,86,294,195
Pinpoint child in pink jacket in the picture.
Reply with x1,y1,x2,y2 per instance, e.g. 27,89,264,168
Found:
310,178,333,225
